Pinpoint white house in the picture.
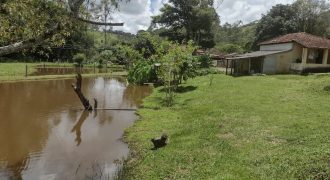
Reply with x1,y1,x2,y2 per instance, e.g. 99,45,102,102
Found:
227,32,330,75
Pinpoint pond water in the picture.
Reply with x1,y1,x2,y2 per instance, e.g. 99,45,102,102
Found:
0,77,151,179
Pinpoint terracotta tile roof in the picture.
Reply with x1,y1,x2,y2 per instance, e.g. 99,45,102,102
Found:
259,32,330,49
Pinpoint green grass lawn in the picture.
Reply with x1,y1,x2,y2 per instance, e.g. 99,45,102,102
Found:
0,63,37,76
125,74,330,179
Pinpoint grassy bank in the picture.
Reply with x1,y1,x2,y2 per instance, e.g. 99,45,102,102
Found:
0,63,37,76
125,74,330,179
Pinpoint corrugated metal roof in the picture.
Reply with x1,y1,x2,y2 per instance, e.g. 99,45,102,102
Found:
227,50,288,60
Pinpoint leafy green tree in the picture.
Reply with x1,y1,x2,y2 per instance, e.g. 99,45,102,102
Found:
214,21,256,52
94,50,114,67
151,0,220,49
198,54,213,68
217,44,244,54
254,0,329,48
292,0,329,35
254,4,300,46
0,0,128,56
133,31,161,58
113,45,143,67
0,0,75,55
157,41,197,106
90,0,117,46
127,39,198,86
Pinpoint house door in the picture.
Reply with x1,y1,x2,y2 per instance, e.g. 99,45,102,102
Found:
263,55,277,74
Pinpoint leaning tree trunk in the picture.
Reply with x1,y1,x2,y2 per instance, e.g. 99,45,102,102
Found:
72,74,93,111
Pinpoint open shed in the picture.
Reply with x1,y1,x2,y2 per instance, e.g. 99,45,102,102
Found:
226,50,288,75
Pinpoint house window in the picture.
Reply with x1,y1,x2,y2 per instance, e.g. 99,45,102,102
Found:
307,49,323,64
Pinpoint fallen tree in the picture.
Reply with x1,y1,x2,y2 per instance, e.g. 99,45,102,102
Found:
72,74,96,111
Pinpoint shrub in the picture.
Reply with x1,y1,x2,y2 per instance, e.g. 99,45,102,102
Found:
93,50,116,68
127,60,157,85
198,54,213,68
197,68,221,76
73,53,86,66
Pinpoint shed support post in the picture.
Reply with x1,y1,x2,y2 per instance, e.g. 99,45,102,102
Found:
248,58,251,74
230,60,233,75
226,59,229,75
323,49,328,65
302,48,308,65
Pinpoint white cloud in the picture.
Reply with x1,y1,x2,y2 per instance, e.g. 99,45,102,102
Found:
111,0,296,34
217,0,295,24
112,0,168,34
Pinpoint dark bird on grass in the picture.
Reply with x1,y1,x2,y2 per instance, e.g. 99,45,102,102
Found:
151,134,168,150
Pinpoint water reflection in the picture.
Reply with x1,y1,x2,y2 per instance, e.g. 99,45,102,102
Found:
32,67,117,76
0,77,151,179
71,111,90,146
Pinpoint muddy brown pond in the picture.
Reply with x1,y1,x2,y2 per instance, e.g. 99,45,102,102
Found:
0,77,151,179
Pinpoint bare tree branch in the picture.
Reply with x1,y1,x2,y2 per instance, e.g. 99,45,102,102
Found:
77,16,124,26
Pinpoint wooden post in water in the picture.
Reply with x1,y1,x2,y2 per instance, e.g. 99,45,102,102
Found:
25,64,27,77
105,62,108,73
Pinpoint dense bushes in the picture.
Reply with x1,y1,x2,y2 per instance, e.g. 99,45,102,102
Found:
213,43,244,54
127,60,157,85
127,40,198,86
91,32,215,92
198,54,212,68
72,53,86,66
94,50,114,68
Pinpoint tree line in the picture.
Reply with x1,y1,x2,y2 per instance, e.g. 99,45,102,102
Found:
0,0,329,59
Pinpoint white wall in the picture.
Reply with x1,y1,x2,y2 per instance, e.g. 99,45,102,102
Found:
263,55,277,74
260,43,293,51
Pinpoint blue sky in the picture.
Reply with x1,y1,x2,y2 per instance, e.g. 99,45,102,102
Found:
150,0,161,13
111,0,295,34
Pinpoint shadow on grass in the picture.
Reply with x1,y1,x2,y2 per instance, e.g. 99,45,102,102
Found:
176,86,198,93
324,85,330,92
159,86,198,94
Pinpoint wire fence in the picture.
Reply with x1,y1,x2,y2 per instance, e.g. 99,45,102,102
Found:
0,62,125,77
